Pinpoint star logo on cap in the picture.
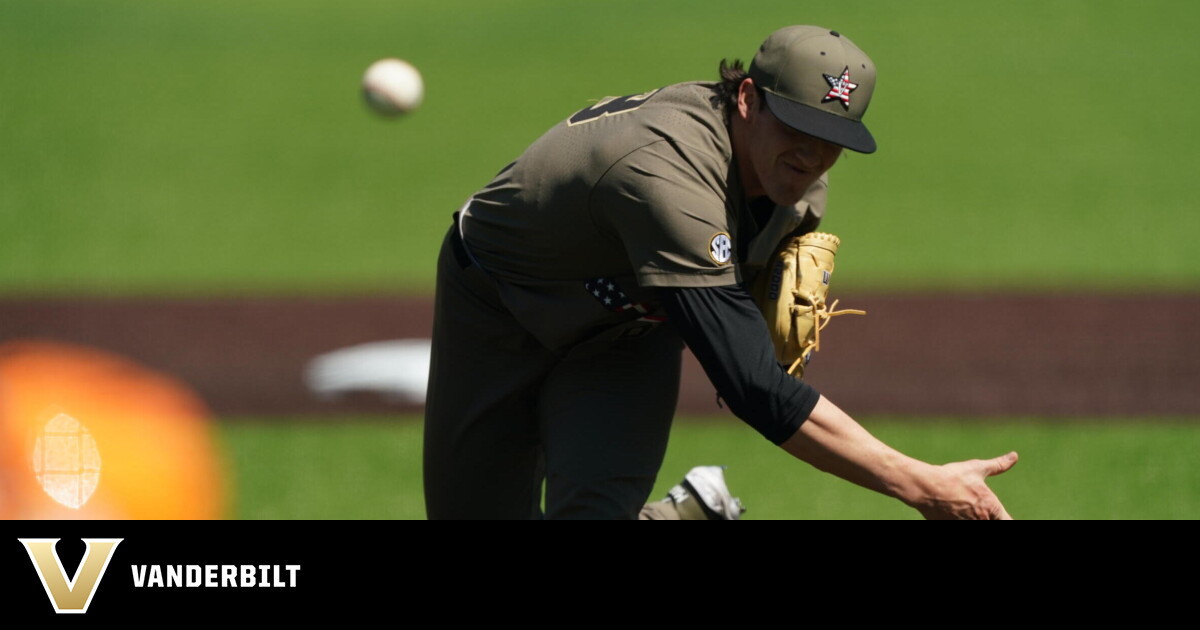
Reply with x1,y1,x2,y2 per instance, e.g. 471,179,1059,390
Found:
822,66,858,110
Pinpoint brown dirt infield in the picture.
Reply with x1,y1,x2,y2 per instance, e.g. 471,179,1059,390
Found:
1,293,1197,418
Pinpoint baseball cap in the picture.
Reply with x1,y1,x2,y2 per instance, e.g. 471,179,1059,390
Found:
749,26,877,153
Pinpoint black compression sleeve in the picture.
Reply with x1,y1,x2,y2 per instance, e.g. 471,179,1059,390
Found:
659,284,821,445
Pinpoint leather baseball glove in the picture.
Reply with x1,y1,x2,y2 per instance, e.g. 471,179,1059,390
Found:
751,232,865,378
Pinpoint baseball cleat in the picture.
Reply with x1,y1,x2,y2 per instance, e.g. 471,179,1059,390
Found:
666,465,746,520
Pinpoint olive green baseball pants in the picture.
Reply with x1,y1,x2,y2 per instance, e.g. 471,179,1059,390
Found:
423,225,683,519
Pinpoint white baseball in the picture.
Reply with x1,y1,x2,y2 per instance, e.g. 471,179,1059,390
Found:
362,58,424,116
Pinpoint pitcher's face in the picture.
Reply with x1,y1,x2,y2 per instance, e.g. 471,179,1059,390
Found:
734,80,842,205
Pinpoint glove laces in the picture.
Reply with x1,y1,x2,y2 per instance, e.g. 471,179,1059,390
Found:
787,298,866,376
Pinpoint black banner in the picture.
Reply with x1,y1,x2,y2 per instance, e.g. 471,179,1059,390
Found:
0,522,423,619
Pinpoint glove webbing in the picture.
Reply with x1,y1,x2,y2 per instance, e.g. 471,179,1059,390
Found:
786,298,866,376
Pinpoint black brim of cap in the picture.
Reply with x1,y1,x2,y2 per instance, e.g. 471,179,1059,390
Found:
763,91,877,154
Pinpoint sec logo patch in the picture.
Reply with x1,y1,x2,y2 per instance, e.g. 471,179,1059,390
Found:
709,233,732,265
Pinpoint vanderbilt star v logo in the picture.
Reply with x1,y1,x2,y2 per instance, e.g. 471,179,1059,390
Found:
822,66,858,110
19,538,123,614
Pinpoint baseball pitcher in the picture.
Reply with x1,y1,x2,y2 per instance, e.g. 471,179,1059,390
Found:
423,26,1017,520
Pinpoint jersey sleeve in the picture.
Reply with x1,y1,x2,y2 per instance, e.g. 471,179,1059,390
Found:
658,283,821,445
592,140,741,289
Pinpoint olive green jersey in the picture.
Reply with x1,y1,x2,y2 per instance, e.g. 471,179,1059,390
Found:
459,82,824,352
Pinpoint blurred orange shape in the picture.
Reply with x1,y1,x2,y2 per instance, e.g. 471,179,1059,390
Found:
0,341,226,519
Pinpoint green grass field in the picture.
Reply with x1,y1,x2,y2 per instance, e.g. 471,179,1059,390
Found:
220,417,1200,520
1,0,1198,294
2,2,1196,519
